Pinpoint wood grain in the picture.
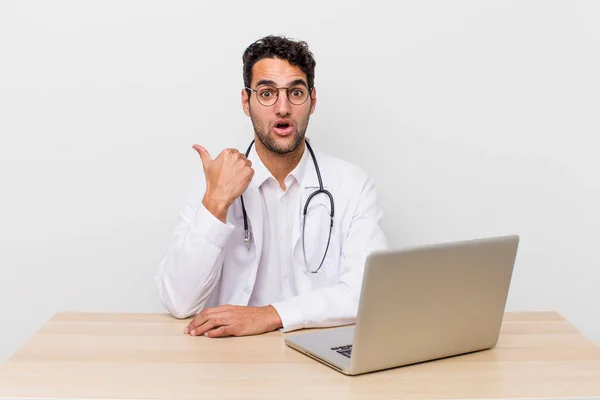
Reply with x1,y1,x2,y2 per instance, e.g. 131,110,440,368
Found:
0,312,599,399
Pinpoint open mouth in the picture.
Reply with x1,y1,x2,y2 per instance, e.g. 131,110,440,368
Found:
273,121,293,136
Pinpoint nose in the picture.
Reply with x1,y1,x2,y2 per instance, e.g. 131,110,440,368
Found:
274,88,291,116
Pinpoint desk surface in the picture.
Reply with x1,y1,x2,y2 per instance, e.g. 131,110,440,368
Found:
0,312,599,400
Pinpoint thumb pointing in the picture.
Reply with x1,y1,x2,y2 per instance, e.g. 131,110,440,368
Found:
192,144,212,166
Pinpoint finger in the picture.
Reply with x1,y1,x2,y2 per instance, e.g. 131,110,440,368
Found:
183,317,201,334
204,325,231,338
190,319,216,336
184,314,206,334
192,144,213,167
185,308,216,333
223,148,240,158
191,315,228,336
186,307,230,333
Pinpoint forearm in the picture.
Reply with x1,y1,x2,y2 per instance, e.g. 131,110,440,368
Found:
202,192,230,224
264,305,284,331
155,203,234,318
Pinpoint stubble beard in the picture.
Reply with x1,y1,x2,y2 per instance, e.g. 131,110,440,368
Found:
250,109,310,156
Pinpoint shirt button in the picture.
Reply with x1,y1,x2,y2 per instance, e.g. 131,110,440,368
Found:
244,285,252,294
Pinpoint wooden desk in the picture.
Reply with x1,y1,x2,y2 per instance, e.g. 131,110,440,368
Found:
0,312,599,399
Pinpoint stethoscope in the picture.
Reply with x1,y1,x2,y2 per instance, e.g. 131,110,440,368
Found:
240,139,334,273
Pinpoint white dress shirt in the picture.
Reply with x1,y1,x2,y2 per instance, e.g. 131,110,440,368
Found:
248,147,309,306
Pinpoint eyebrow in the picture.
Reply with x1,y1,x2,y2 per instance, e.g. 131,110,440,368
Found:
287,79,308,87
255,79,277,87
255,79,309,88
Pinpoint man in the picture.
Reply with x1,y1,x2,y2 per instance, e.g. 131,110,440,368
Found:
155,35,388,338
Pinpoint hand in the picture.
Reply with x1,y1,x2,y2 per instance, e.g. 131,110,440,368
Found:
184,305,283,338
192,145,254,223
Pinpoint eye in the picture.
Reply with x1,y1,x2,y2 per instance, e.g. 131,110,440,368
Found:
290,88,305,97
258,88,276,98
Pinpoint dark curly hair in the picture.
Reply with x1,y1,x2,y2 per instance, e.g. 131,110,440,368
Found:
242,35,316,92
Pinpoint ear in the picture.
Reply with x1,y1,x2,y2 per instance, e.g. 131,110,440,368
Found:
241,88,251,116
309,87,317,115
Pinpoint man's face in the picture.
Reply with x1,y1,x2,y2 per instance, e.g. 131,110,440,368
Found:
242,58,317,155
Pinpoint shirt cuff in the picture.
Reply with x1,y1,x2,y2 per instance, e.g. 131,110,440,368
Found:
191,203,235,249
271,299,305,333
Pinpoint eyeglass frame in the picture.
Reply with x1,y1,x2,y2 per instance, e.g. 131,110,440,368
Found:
244,84,314,107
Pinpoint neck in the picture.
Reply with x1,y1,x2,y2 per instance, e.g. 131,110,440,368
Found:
254,139,305,190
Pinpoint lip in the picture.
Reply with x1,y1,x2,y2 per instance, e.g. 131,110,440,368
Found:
273,120,294,137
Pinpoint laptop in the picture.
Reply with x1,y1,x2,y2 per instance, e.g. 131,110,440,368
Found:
284,235,520,375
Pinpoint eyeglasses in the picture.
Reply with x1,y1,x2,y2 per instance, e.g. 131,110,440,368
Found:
245,84,312,107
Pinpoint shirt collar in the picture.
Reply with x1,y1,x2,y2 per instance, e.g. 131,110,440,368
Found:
287,143,310,187
248,147,271,189
247,141,310,189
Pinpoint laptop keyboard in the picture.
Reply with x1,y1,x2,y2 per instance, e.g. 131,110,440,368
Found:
330,344,352,358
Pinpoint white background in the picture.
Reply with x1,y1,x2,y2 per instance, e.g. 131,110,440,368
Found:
1,0,599,362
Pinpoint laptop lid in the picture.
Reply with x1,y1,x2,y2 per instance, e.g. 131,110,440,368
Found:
348,235,519,375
